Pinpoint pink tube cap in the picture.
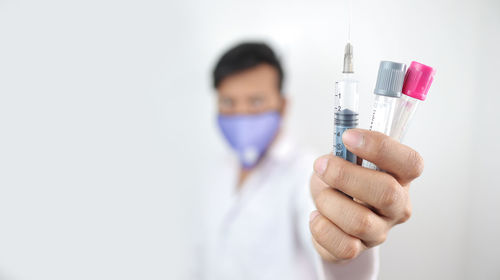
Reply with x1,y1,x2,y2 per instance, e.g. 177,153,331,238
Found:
402,61,436,101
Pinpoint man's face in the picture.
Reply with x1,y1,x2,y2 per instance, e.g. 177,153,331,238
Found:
217,64,285,115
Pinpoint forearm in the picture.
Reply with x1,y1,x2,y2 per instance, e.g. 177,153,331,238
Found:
320,246,379,280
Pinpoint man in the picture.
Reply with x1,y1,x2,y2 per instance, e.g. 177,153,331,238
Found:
196,42,422,279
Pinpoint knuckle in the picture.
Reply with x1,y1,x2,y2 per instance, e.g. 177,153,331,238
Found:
310,173,327,199
319,250,337,262
399,202,413,224
310,216,331,244
352,212,375,237
337,239,360,260
407,149,424,179
331,162,350,188
379,180,402,209
312,238,338,262
375,136,392,160
375,232,388,245
314,189,329,210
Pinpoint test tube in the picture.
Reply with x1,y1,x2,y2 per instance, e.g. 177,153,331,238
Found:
362,61,406,170
390,61,435,141
334,43,359,164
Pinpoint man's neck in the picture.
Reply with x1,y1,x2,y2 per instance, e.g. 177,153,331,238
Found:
236,131,282,189
237,168,252,189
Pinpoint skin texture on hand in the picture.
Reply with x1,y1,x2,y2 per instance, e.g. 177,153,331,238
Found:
309,128,424,263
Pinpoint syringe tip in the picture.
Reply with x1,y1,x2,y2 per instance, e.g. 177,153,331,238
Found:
344,43,353,55
343,43,354,74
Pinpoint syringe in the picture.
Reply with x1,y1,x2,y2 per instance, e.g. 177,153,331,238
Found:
333,43,359,164
390,61,435,141
362,61,406,170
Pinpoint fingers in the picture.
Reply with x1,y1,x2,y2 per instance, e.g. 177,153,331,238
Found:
310,171,330,198
311,236,339,263
309,130,420,261
309,211,365,261
313,187,388,247
342,129,424,185
313,155,409,220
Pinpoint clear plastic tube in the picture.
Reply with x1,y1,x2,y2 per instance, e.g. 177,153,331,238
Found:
362,61,407,170
389,95,420,142
390,61,436,142
362,95,398,169
368,95,398,135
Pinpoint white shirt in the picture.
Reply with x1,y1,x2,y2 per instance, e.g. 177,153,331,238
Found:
196,135,379,280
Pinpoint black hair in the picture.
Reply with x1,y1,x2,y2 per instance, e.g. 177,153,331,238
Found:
212,42,284,92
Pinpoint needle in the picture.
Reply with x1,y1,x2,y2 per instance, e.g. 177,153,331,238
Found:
347,0,352,43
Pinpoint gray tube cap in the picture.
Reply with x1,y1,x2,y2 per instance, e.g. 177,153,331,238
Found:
374,61,407,97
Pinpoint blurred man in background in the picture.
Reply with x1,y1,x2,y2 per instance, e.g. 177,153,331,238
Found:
196,42,423,280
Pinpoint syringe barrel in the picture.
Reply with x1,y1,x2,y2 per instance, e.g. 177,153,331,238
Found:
334,109,358,163
334,76,359,113
333,75,359,164
390,95,420,141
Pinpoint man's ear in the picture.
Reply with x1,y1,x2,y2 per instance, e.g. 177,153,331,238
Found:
279,96,287,116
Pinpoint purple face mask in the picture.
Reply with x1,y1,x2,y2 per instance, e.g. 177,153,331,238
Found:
217,111,281,169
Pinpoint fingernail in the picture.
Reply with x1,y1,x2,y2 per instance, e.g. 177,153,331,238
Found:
309,210,320,222
314,157,328,175
343,129,364,148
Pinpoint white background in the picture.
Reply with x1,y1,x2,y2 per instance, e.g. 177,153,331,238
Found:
0,0,499,279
